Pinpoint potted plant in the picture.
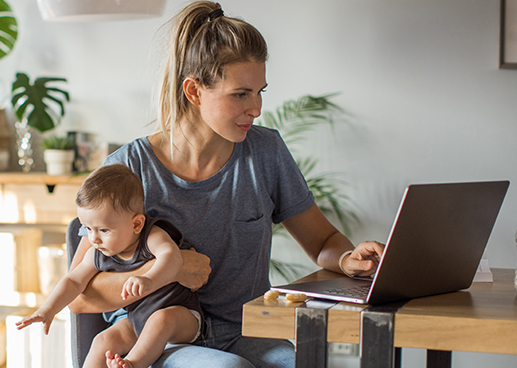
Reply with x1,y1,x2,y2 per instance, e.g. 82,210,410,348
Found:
10,72,70,172
258,94,359,282
42,135,75,176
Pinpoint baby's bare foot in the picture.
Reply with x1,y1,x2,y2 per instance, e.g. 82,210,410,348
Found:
105,351,134,368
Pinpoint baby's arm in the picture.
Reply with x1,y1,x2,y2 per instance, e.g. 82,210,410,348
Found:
16,247,99,334
121,226,183,300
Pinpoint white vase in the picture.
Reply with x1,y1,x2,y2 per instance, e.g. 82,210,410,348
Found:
43,149,74,176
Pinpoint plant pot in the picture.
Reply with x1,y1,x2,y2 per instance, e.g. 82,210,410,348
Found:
43,149,74,176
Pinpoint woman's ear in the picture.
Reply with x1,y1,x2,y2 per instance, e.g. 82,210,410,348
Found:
183,77,201,105
132,214,146,234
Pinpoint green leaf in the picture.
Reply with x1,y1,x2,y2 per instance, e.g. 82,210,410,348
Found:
0,0,17,60
11,72,70,132
270,259,311,283
42,135,75,150
257,93,346,150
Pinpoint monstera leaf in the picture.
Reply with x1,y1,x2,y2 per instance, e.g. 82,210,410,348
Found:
0,0,18,60
11,72,70,132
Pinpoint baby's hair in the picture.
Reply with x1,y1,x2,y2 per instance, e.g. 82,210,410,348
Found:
76,164,145,215
157,1,268,138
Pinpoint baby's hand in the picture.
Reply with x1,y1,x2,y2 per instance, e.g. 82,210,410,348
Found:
15,311,53,335
121,276,152,300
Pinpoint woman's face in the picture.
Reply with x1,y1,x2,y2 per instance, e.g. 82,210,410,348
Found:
197,60,267,143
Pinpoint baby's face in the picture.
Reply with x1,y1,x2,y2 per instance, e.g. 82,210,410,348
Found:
77,205,140,258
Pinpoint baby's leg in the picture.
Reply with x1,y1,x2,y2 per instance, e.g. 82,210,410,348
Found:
83,318,137,368
112,306,199,368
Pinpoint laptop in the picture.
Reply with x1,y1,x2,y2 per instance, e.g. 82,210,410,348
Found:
272,180,509,305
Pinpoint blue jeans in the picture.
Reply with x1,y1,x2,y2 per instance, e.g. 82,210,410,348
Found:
152,315,295,368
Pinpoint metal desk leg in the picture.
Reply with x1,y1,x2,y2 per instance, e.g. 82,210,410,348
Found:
427,350,452,368
395,347,402,368
294,300,336,368
360,302,407,368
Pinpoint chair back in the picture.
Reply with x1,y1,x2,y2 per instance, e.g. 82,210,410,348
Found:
66,218,109,368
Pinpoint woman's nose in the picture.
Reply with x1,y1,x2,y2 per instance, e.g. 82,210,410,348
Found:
247,96,262,118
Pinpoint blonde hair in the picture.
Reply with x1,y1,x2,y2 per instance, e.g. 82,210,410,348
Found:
157,1,268,145
76,164,145,215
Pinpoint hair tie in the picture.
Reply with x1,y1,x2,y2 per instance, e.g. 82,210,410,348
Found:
208,8,224,21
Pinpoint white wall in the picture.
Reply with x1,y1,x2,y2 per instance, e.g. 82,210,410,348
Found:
2,1,517,366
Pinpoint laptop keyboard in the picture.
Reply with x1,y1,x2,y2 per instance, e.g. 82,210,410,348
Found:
324,285,371,298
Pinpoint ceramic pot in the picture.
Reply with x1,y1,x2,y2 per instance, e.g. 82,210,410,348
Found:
43,149,74,175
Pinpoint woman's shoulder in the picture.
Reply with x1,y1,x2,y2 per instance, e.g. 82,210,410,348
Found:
105,137,152,166
248,124,281,139
236,125,293,171
246,125,284,151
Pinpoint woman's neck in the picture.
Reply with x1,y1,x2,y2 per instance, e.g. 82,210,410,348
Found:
148,122,235,182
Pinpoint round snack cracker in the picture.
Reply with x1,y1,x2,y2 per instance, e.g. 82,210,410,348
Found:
285,293,307,302
264,289,280,300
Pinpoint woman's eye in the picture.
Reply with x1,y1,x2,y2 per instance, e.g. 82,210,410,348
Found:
100,229,109,233
236,93,247,98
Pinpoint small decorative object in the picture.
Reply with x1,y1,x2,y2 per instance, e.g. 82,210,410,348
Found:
11,72,70,172
67,131,95,172
0,109,10,171
42,135,75,176
0,0,18,60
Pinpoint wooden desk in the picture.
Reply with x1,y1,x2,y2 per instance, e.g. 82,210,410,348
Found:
242,268,517,367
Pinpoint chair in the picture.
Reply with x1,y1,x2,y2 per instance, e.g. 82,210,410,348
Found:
66,217,110,368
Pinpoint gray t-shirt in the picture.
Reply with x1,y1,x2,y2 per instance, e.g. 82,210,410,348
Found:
105,125,314,325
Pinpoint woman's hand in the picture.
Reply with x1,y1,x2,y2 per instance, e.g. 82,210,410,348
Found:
341,241,384,277
176,248,211,291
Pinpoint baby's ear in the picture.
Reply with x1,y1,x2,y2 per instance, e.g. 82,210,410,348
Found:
132,214,146,234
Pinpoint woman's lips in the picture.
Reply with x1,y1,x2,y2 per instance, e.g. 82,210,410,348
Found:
238,123,252,132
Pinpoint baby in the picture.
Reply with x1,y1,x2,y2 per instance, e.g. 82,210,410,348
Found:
17,163,203,368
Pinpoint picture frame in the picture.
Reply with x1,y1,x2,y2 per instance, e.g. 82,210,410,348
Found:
500,0,517,68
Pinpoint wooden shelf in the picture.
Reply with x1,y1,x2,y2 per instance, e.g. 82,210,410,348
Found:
0,172,86,223
0,172,87,186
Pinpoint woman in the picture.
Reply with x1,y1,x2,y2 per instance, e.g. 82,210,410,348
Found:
69,2,383,367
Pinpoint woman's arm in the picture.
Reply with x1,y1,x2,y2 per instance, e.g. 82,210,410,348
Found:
68,236,211,314
121,226,183,300
281,203,384,277
68,236,155,313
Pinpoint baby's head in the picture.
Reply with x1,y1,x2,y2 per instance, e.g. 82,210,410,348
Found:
76,163,145,215
76,164,146,256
